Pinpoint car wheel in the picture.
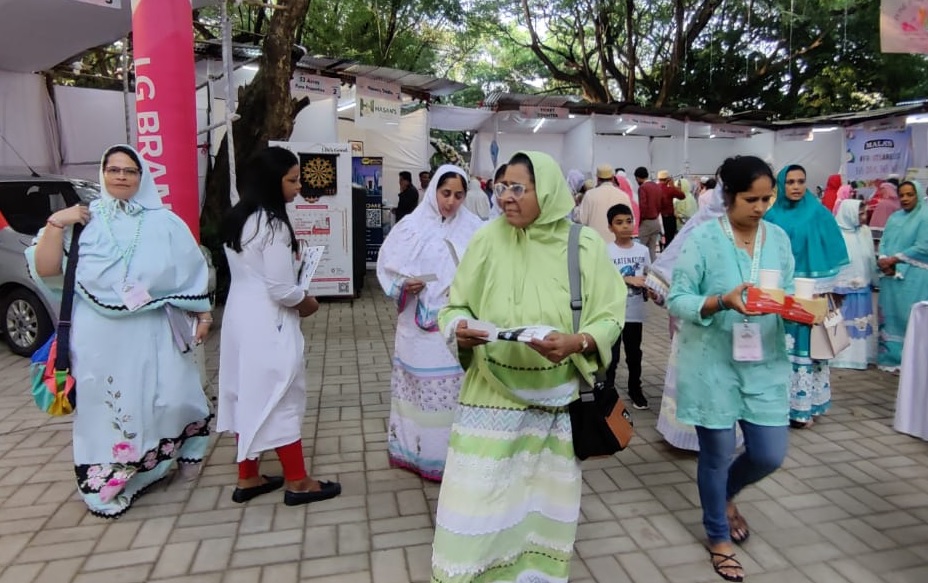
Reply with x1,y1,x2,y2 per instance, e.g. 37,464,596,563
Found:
2,288,53,357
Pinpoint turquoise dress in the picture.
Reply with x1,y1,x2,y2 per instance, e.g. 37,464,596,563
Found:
25,145,211,517
667,219,795,429
766,168,849,422
878,183,928,370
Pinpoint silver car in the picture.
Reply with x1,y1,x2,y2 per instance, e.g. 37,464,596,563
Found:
0,175,99,356
0,175,215,356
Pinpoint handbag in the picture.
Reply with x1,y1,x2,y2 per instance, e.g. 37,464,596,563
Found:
566,223,634,460
30,224,83,416
810,293,851,360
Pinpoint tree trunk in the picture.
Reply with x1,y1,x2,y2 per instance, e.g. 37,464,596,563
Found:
201,0,312,301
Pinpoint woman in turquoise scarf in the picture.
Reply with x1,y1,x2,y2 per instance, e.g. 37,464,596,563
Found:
765,165,849,428
877,180,928,371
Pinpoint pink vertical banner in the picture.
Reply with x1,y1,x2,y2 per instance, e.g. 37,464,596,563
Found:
131,0,200,240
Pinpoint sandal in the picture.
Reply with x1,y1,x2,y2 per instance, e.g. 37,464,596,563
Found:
727,508,750,545
709,551,744,582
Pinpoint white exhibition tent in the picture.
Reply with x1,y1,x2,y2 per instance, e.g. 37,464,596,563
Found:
3,1,928,204
430,101,928,196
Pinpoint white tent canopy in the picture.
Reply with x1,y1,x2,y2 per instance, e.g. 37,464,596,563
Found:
0,0,215,74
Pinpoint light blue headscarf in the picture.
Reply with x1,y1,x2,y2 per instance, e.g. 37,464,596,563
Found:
26,145,210,317
765,166,849,279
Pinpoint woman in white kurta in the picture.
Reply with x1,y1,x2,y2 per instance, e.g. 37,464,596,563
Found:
376,165,483,481
218,146,340,506
27,145,212,518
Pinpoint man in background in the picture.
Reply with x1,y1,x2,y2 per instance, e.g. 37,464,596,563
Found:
576,164,632,242
395,171,419,223
634,166,663,261
656,169,685,246
418,170,431,202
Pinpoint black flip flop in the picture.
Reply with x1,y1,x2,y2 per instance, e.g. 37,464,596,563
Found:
709,551,744,582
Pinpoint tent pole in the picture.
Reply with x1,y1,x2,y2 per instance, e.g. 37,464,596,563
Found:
683,119,690,176
222,0,239,205
122,36,131,144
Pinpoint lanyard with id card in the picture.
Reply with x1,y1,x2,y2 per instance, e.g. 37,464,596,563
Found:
101,206,152,312
720,216,765,362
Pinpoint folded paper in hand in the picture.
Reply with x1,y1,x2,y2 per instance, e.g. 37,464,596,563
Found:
465,319,557,343
165,305,197,353
298,243,325,292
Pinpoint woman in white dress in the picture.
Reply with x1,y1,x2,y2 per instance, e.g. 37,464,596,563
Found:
218,146,340,506
376,165,483,481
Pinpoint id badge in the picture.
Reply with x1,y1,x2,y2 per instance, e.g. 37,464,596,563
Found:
115,281,153,311
732,322,763,362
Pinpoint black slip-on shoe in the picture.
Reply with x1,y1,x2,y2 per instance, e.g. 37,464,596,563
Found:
231,475,284,503
283,480,342,506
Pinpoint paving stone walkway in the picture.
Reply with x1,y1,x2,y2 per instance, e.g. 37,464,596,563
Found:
0,276,926,583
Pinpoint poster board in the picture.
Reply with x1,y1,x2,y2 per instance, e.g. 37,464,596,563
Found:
352,156,385,267
271,141,354,297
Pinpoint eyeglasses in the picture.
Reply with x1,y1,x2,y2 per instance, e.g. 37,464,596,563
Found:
785,178,806,185
493,182,528,200
104,166,141,177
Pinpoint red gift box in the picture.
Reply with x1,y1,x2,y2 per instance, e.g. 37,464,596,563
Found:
782,296,827,325
744,287,786,315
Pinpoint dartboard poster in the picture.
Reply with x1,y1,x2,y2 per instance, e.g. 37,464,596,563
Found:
271,141,354,298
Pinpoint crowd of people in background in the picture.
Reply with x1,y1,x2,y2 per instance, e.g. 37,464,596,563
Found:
26,140,928,583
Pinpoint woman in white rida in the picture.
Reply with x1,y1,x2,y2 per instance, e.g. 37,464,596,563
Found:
376,164,484,481
218,146,341,506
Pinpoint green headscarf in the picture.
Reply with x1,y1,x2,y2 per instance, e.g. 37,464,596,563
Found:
511,151,575,227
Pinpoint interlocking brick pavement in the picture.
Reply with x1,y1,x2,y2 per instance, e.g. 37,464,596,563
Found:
0,274,925,582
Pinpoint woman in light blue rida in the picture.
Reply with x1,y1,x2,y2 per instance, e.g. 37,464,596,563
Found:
831,199,878,370
668,156,795,582
877,179,928,371
27,144,212,518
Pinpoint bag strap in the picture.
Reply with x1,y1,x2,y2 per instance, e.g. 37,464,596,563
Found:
54,224,84,372
568,222,583,334
567,223,598,398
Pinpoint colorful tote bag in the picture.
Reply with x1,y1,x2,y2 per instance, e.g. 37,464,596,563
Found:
30,224,83,416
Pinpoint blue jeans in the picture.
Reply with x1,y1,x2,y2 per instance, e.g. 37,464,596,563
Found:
695,421,789,544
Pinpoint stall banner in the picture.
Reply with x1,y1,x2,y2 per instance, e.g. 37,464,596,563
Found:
352,157,385,265
623,115,668,131
272,142,354,298
131,0,200,240
881,0,928,54
355,78,402,129
74,0,122,7
710,124,752,138
291,72,341,99
777,127,813,142
519,106,569,119
845,127,912,197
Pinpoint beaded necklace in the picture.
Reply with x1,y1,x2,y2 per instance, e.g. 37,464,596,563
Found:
99,199,145,282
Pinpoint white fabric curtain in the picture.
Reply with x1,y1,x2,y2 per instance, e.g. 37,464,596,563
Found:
0,70,59,174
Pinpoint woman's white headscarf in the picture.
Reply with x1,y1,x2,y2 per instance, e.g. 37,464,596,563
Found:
376,165,484,329
462,177,491,220
646,182,725,301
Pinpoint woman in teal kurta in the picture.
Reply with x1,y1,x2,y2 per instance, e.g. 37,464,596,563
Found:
668,156,794,582
431,151,624,583
877,180,928,371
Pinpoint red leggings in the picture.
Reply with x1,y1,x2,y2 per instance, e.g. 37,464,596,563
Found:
237,438,306,482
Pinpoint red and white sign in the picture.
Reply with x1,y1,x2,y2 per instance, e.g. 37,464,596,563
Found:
291,73,342,98
131,0,200,240
623,115,669,130
519,106,569,119
709,124,753,138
